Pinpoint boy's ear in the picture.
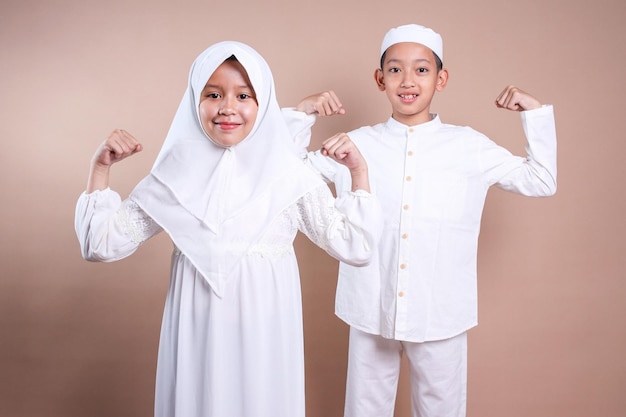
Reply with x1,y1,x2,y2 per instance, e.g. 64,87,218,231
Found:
374,68,385,91
436,68,449,92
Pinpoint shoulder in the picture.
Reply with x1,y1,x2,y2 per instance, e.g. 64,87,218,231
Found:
439,120,480,134
348,122,386,140
439,122,489,142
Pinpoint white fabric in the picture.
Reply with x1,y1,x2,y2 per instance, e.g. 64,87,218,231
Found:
300,105,557,343
380,24,443,62
130,41,323,297
74,40,384,417
344,328,467,417
74,185,382,417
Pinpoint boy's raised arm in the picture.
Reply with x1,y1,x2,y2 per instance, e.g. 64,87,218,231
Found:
495,85,542,111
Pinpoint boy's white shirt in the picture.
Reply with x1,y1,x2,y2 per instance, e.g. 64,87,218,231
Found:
283,106,557,342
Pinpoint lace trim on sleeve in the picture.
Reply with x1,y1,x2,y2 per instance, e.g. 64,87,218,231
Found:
296,185,336,250
115,198,161,244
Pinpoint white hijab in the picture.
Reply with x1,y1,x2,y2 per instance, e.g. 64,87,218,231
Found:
130,41,322,297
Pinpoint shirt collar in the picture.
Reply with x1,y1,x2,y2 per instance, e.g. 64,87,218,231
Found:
385,113,442,135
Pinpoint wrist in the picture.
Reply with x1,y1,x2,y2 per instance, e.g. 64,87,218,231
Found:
349,165,368,176
90,159,111,173
349,166,370,192
86,161,112,193
522,98,542,111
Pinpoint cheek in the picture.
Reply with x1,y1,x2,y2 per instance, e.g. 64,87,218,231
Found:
383,76,402,91
198,103,213,130
243,105,258,126
384,88,398,101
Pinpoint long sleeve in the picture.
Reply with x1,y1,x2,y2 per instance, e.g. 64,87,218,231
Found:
280,107,340,183
482,105,557,196
74,188,162,262
281,107,317,159
295,184,382,267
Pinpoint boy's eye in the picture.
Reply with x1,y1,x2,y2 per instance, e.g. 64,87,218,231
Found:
389,67,400,73
417,68,428,73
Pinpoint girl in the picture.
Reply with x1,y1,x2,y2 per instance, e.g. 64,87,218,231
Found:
75,41,381,417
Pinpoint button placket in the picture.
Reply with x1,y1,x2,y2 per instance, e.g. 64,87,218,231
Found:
395,126,416,335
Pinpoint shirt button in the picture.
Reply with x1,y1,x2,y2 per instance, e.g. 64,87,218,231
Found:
403,204,410,210
407,150,414,156
406,176,412,181
401,233,408,239
400,263,407,269
408,128,414,133
398,291,405,297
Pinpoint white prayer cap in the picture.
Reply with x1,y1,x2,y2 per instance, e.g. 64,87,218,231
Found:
380,24,443,63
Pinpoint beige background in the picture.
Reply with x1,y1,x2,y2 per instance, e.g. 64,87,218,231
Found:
1,0,625,416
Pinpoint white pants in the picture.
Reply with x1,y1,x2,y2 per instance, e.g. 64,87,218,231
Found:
344,328,467,417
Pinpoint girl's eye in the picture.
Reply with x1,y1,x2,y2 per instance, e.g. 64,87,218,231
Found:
206,92,220,99
238,93,252,100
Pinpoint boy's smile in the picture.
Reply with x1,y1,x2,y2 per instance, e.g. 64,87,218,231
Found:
399,94,418,103
375,42,448,126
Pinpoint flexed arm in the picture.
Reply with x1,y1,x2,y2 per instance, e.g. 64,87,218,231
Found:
487,86,557,196
320,133,370,193
296,90,345,116
86,129,143,193
495,85,541,111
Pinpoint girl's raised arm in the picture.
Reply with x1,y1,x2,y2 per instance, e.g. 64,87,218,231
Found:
86,129,142,193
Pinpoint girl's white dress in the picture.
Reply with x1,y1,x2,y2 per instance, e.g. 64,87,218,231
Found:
75,184,379,417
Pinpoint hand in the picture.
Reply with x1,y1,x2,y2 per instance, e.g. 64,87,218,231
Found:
86,129,143,193
92,129,143,168
321,133,370,192
295,90,345,116
320,133,364,168
495,85,541,111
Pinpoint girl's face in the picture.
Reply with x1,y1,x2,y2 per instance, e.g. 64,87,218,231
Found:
199,59,258,147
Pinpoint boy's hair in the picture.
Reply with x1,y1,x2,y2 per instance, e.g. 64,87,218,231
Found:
379,49,443,72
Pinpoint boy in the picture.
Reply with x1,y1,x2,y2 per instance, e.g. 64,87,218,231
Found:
296,24,557,417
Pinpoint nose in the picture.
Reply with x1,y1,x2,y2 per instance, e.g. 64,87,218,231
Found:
218,96,236,115
400,72,415,88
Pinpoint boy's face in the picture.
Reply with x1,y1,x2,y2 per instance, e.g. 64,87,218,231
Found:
375,42,448,126
199,59,259,147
